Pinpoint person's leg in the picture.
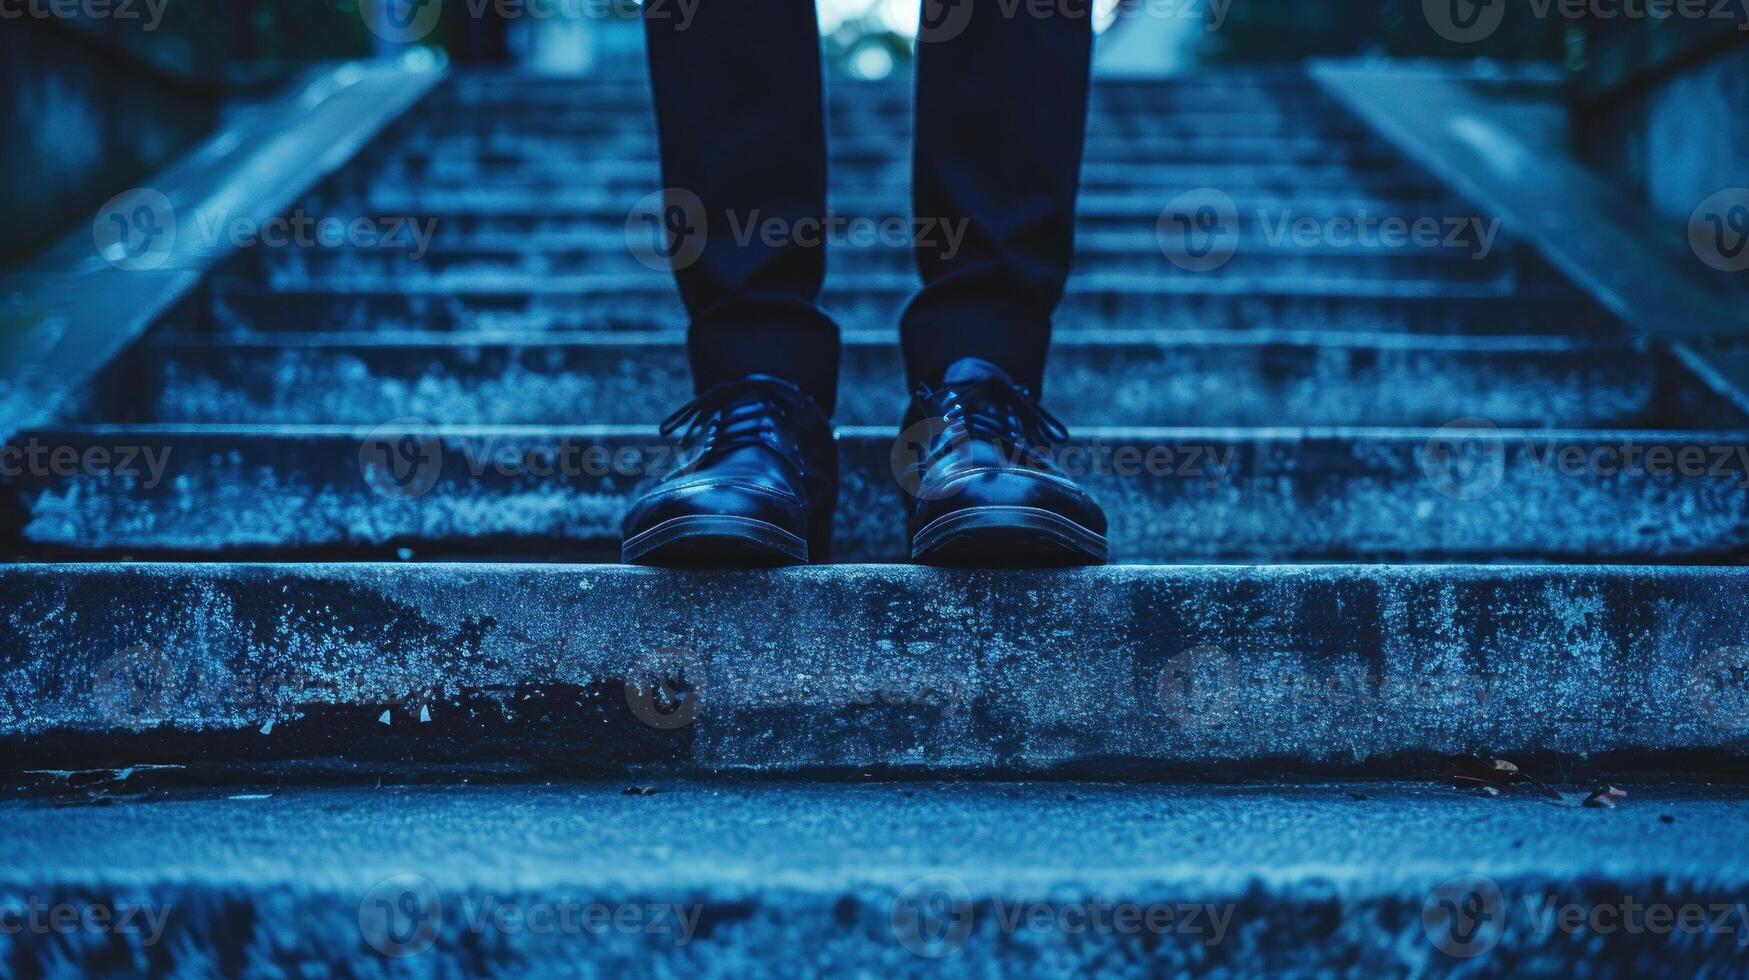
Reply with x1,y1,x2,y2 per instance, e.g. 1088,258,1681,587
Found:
623,1,838,567
896,1,1106,566
901,0,1094,393
642,0,840,413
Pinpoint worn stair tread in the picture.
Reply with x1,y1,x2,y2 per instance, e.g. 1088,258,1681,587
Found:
301,192,1496,228
0,780,1743,973
346,186,1460,214
260,259,1524,293
232,271,1535,297
205,282,1612,336
124,330,1740,429
383,134,1404,165
13,779,1742,973
347,161,1437,191
8,425,1747,561
256,228,1512,259
3,562,1748,768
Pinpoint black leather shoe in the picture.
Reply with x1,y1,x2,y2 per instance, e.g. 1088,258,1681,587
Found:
899,357,1108,566
621,375,836,567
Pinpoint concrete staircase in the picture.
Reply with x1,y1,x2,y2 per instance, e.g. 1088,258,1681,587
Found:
4,68,1748,974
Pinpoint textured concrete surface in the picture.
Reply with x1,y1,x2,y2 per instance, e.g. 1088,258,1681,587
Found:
132,331,1731,429
10,65,1740,979
210,279,1615,337
267,228,1520,288
1,780,1745,976
9,424,1748,562
2,564,1747,770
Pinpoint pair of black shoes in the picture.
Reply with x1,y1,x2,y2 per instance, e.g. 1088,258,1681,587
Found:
621,357,1107,567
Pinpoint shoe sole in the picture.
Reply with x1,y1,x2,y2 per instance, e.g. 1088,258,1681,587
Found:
910,506,1109,567
621,515,810,568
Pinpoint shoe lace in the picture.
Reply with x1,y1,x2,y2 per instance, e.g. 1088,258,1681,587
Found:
931,375,1069,451
660,377,815,454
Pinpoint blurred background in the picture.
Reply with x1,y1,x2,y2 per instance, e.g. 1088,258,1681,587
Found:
3,0,1745,268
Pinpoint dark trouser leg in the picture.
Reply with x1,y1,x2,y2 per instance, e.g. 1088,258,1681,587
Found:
642,0,840,414
902,0,1094,393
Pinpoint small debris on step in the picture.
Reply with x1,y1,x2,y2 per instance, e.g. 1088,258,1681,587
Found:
378,710,391,726
1448,756,1562,800
1583,786,1628,809
623,786,657,796
1449,756,1519,791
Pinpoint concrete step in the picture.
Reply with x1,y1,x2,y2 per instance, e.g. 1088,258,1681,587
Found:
1,780,1743,974
270,201,1505,252
347,160,1437,195
407,110,1374,141
123,332,1739,430
318,188,1484,226
382,132,1403,166
7,425,1747,562
346,185,1455,216
420,86,1344,112
257,238,1520,288
442,66,1320,94
3,563,1748,769
435,73,1337,107
205,281,1619,336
